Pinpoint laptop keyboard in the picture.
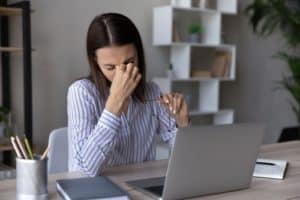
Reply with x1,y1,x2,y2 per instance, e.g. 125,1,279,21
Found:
126,177,165,197
144,185,164,196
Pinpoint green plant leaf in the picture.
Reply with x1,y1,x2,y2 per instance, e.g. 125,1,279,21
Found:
245,0,300,122
188,23,203,34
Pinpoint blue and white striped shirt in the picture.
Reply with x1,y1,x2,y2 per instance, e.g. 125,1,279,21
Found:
67,79,177,176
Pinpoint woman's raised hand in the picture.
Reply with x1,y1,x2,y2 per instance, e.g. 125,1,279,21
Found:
106,63,142,116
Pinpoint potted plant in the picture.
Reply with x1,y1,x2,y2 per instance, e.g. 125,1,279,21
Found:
188,23,204,43
0,106,13,142
245,0,300,141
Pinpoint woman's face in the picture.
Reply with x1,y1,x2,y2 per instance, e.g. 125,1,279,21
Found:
95,44,138,82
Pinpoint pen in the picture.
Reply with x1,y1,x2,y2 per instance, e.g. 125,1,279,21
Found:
256,161,275,166
10,137,23,158
24,135,34,159
15,135,29,159
41,145,50,160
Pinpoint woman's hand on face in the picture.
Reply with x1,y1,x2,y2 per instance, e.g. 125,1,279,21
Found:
160,93,190,128
110,63,141,98
106,63,142,116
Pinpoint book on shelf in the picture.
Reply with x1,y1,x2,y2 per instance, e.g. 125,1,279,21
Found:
56,176,129,200
172,21,182,42
253,158,288,180
211,51,231,77
191,70,211,78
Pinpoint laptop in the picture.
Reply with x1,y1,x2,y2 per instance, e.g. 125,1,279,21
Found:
126,123,264,200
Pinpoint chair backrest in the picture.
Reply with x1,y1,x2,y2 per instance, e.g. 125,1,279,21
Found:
47,127,68,174
278,126,300,142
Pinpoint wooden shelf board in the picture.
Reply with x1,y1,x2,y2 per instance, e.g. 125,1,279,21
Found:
0,47,23,52
0,7,22,16
0,144,13,152
155,42,234,48
172,6,218,14
171,77,233,82
190,109,234,116
0,7,34,16
154,77,234,82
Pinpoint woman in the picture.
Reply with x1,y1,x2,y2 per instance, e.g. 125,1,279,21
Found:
67,13,190,177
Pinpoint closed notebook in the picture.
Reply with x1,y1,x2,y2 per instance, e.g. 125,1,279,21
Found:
56,176,129,200
253,158,288,180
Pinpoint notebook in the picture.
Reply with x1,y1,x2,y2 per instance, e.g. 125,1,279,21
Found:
253,158,288,180
56,176,129,200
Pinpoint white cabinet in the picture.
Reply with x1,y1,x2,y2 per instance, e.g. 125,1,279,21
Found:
153,0,237,160
153,6,221,45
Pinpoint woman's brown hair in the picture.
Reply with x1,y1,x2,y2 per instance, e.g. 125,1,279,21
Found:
86,13,146,101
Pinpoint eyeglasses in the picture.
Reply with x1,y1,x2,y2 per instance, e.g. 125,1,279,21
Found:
141,97,172,132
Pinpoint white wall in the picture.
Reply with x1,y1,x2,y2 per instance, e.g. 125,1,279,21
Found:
9,0,170,149
7,0,296,149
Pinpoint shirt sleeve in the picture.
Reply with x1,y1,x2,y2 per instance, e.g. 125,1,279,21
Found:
148,82,177,147
67,83,121,176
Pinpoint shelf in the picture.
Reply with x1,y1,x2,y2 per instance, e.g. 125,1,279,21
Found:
157,42,234,48
153,0,236,128
153,78,220,112
173,6,218,14
0,46,23,52
153,76,234,83
169,45,236,79
170,77,234,82
190,109,233,116
153,6,221,45
1,0,33,166
0,6,34,16
173,43,234,49
0,144,13,152
189,109,234,125
0,6,22,16
171,0,237,14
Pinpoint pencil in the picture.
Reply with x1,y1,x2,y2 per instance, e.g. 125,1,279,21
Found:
41,146,50,160
24,135,34,159
15,135,29,159
10,137,22,158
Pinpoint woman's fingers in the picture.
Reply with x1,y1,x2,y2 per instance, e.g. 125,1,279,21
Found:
128,72,142,93
160,93,184,114
174,93,183,114
119,64,126,72
160,92,190,128
126,63,134,77
161,95,170,104
161,94,174,113
132,66,139,80
134,73,142,85
117,63,139,82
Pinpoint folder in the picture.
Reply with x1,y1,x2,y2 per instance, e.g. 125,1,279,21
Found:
56,176,129,200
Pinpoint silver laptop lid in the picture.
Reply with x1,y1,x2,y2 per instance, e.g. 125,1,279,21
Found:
162,123,264,200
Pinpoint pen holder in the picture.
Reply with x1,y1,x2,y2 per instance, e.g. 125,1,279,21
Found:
16,157,48,200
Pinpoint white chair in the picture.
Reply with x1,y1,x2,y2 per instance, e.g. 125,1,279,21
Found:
47,127,68,174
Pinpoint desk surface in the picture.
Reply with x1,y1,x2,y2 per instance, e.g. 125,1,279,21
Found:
0,141,299,199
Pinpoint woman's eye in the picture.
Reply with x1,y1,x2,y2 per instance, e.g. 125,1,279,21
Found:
124,61,135,65
105,65,115,70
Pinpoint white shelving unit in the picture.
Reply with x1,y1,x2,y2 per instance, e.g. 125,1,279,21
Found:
153,0,237,159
